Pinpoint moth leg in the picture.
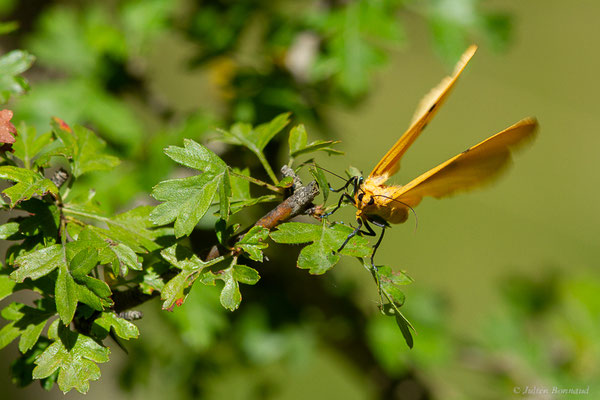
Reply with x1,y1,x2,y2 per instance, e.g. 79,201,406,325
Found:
364,218,388,268
336,218,365,252
328,177,356,193
324,193,355,218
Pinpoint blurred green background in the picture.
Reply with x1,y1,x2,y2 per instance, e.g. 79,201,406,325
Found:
1,0,598,399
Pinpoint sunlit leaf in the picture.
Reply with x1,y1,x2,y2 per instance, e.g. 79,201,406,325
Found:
151,139,228,237
270,221,371,274
91,312,139,340
235,226,269,262
33,321,109,394
0,166,59,206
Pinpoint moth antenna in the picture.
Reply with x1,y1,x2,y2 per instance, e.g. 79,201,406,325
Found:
370,194,419,232
301,162,348,182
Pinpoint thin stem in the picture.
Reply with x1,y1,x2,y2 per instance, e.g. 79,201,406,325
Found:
62,207,111,223
255,152,279,185
229,170,284,194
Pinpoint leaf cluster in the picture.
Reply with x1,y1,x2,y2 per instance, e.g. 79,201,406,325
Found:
1,104,416,392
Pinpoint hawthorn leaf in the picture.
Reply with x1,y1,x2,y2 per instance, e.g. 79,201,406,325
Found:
223,113,290,154
218,261,260,311
160,244,225,310
52,124,120,178
69,248,99,279
232,264,260,285
227,167,278,215
289,124,342,158
0,50,34,103
229,195,278,215
270,221,371,274
12,123,54,168
139,263,167,295
33,321,109,394
16,309,53,354
235,226,269,262
91,312,139,340
0,166,58,206
0,268,20,300
219,266,241,311
163,138,226,171
11,244,64,282
215,218,238,245
310,166,330,202
0,321,21,350
16,198,60,241
76,284,104,311
0,221,19,239
151,140,228,237
78,276,112,300
55,264,79,325
104,205,164,253
288,124,307,156
0,302,54,353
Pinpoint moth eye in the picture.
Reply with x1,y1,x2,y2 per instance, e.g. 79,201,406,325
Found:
367,197,375,205
357,193,364,202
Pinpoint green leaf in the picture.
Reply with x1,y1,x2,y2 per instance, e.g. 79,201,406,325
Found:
0,302,53,352
69,248,99,279
228,169,278,214
0,321,21,350
0,166,59,206
0,221,19,239
33,321,110,394
270,222,371,274
17,308,52,354
215,218,238,245
223,113,290,153
219,114,290,183
76,284,105,311
0,50,35,103
395,312,414,349
160,244,225,310
91,312,139,340
105,243,142,276
254,113,291,151
139,263,167,295
151,140,228,237
53,125,120,178
11,244,64,282
163,138,227,171
78,276,112,300
235,226,269,262
56,264,79,325
289,124,342,159
288,124,308,156
17,198,60,241
219,266,241,311
0,268,20,300
233,264,260,285
104,205,164,253
9,338,55,390
373,263,415,349
12,123,54,169
310,166,330,202
230,195,278,215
